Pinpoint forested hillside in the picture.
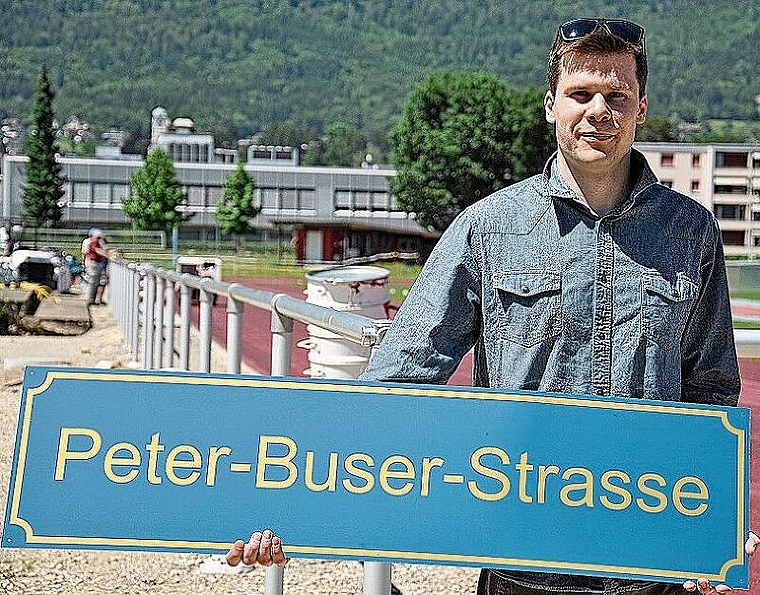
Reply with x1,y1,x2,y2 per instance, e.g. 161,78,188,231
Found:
1,0,758,151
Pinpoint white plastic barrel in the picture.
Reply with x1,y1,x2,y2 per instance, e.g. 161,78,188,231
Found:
299,266,390,379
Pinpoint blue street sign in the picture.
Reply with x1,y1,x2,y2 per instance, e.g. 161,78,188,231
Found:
3,367,751,586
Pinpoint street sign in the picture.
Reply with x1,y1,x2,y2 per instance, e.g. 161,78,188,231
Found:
3,367,751,586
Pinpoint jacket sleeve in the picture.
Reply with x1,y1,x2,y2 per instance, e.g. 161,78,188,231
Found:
360,210,482,384
680,219,741,406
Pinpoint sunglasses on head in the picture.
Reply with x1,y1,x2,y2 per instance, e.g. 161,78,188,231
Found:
557,18,645,47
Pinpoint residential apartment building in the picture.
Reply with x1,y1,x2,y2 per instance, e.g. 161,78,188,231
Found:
635,142,760,257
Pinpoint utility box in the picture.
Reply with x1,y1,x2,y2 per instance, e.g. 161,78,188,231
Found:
9,250,56,288
176,256,222,303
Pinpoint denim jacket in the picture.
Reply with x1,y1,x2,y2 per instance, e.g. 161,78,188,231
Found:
360,150,740,592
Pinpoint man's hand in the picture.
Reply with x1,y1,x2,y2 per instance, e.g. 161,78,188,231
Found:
225,529,289,569
682,531,759,593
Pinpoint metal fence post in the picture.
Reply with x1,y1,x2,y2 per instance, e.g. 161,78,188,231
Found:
164,279,176,368
143,272,156,369
226,284,243,375
179,281,192,370
154,276,165,367
270,294,293,377
265,566,285,595
363,318,394,595
364,562,392,595
198,283,213,374
130,265,140,358
265,294,293,595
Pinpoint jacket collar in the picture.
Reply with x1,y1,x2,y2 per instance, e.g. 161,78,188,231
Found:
542,148,659,206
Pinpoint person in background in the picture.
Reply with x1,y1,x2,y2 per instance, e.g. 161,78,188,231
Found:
82,228,110,306
94,234,114,305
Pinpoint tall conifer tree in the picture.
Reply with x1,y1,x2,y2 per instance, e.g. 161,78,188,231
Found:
22,66,64,228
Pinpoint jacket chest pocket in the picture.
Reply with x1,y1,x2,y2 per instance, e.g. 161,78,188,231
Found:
493,271,562,347
641,272,698,346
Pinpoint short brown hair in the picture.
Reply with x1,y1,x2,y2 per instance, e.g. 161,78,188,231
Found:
547,27,648,98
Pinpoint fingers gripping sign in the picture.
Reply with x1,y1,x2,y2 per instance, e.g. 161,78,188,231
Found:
225,529,289,570
681,578,731,594
747,531,760,557
682,532,760,594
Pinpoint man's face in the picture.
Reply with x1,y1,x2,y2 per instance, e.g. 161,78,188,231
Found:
544,51,647,175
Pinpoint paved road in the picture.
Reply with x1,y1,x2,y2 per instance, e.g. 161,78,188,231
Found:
202,278,759,590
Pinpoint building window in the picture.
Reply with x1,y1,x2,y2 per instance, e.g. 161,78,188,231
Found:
93,183,110,203
261,188,279,209
692,154,701,167
281,189,297,209
714,205,746,220
207,186,222,206
660,154,674,167
714,184,748,195
715,152,748,168
371,191,390,210
186,186,205,207
62,183,73,205
691,180,700,192
721,230,745,246
113,184,129,202
298,189,316,210
73,182,91,202
353,191,371,210
334,190,351,209
661,180,673,189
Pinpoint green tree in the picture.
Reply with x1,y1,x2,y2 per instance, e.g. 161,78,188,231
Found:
505,87,555,181
323,121,366,166
391,70,552,231
22,66,64,228
302,121,367,167
257,121,316,148
635,115,678,142
122,148,190,234
57,136,97,158
215,162,260,247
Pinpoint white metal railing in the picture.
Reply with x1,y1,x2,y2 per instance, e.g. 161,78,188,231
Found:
107,258,394,595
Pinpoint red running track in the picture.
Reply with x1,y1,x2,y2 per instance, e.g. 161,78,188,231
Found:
201,278,759,592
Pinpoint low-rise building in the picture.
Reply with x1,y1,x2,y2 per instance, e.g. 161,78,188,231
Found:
3,140,760,261
0,154,436,262
635,142,760,257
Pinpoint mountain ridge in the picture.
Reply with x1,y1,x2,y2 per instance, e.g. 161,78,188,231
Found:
1,0,758,148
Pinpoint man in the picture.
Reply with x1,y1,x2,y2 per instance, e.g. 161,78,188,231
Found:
227,18,758,593
82,228,110,306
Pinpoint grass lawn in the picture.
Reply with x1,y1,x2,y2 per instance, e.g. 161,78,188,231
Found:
126,249,423,302
731,290,760,302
